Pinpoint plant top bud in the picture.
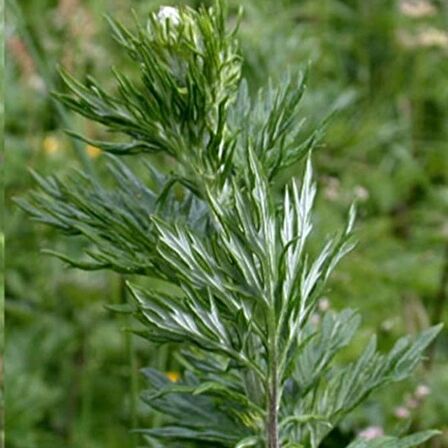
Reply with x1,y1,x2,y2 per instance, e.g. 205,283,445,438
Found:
157,6,181,26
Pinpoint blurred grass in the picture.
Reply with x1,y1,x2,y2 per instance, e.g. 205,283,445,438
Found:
4,0,448,447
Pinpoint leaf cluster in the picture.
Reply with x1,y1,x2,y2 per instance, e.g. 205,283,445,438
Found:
19,1,443,447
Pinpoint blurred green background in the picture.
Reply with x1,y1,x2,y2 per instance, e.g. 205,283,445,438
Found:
4,0,448,447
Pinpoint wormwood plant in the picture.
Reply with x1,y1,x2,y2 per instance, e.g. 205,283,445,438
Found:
20,2,442,447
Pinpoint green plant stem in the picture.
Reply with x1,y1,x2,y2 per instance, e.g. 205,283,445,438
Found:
120,276,138,447
8,0,94,176
79,333,93,446
267,308,280,448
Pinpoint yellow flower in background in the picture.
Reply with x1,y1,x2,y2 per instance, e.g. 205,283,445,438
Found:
42,137,102,158
166,371,180,382
86,144,102,158
42,135,60,154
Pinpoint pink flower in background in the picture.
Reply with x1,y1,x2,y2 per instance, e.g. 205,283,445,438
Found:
359,426,384,440
318,297,331,312
415,384,431,399
399,0,436,18
406,397,419,409
394,406,411,419
310,313,321,326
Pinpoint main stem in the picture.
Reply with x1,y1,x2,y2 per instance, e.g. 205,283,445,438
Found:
267,309,280,448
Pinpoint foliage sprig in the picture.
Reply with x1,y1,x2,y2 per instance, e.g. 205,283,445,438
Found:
19,2,442,447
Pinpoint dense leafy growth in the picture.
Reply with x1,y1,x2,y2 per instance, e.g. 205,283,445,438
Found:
18,1,443,447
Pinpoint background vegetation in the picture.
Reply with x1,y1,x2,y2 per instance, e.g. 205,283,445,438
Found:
4,0,448,447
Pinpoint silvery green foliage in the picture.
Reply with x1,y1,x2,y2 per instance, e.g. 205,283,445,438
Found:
20,2,442,447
